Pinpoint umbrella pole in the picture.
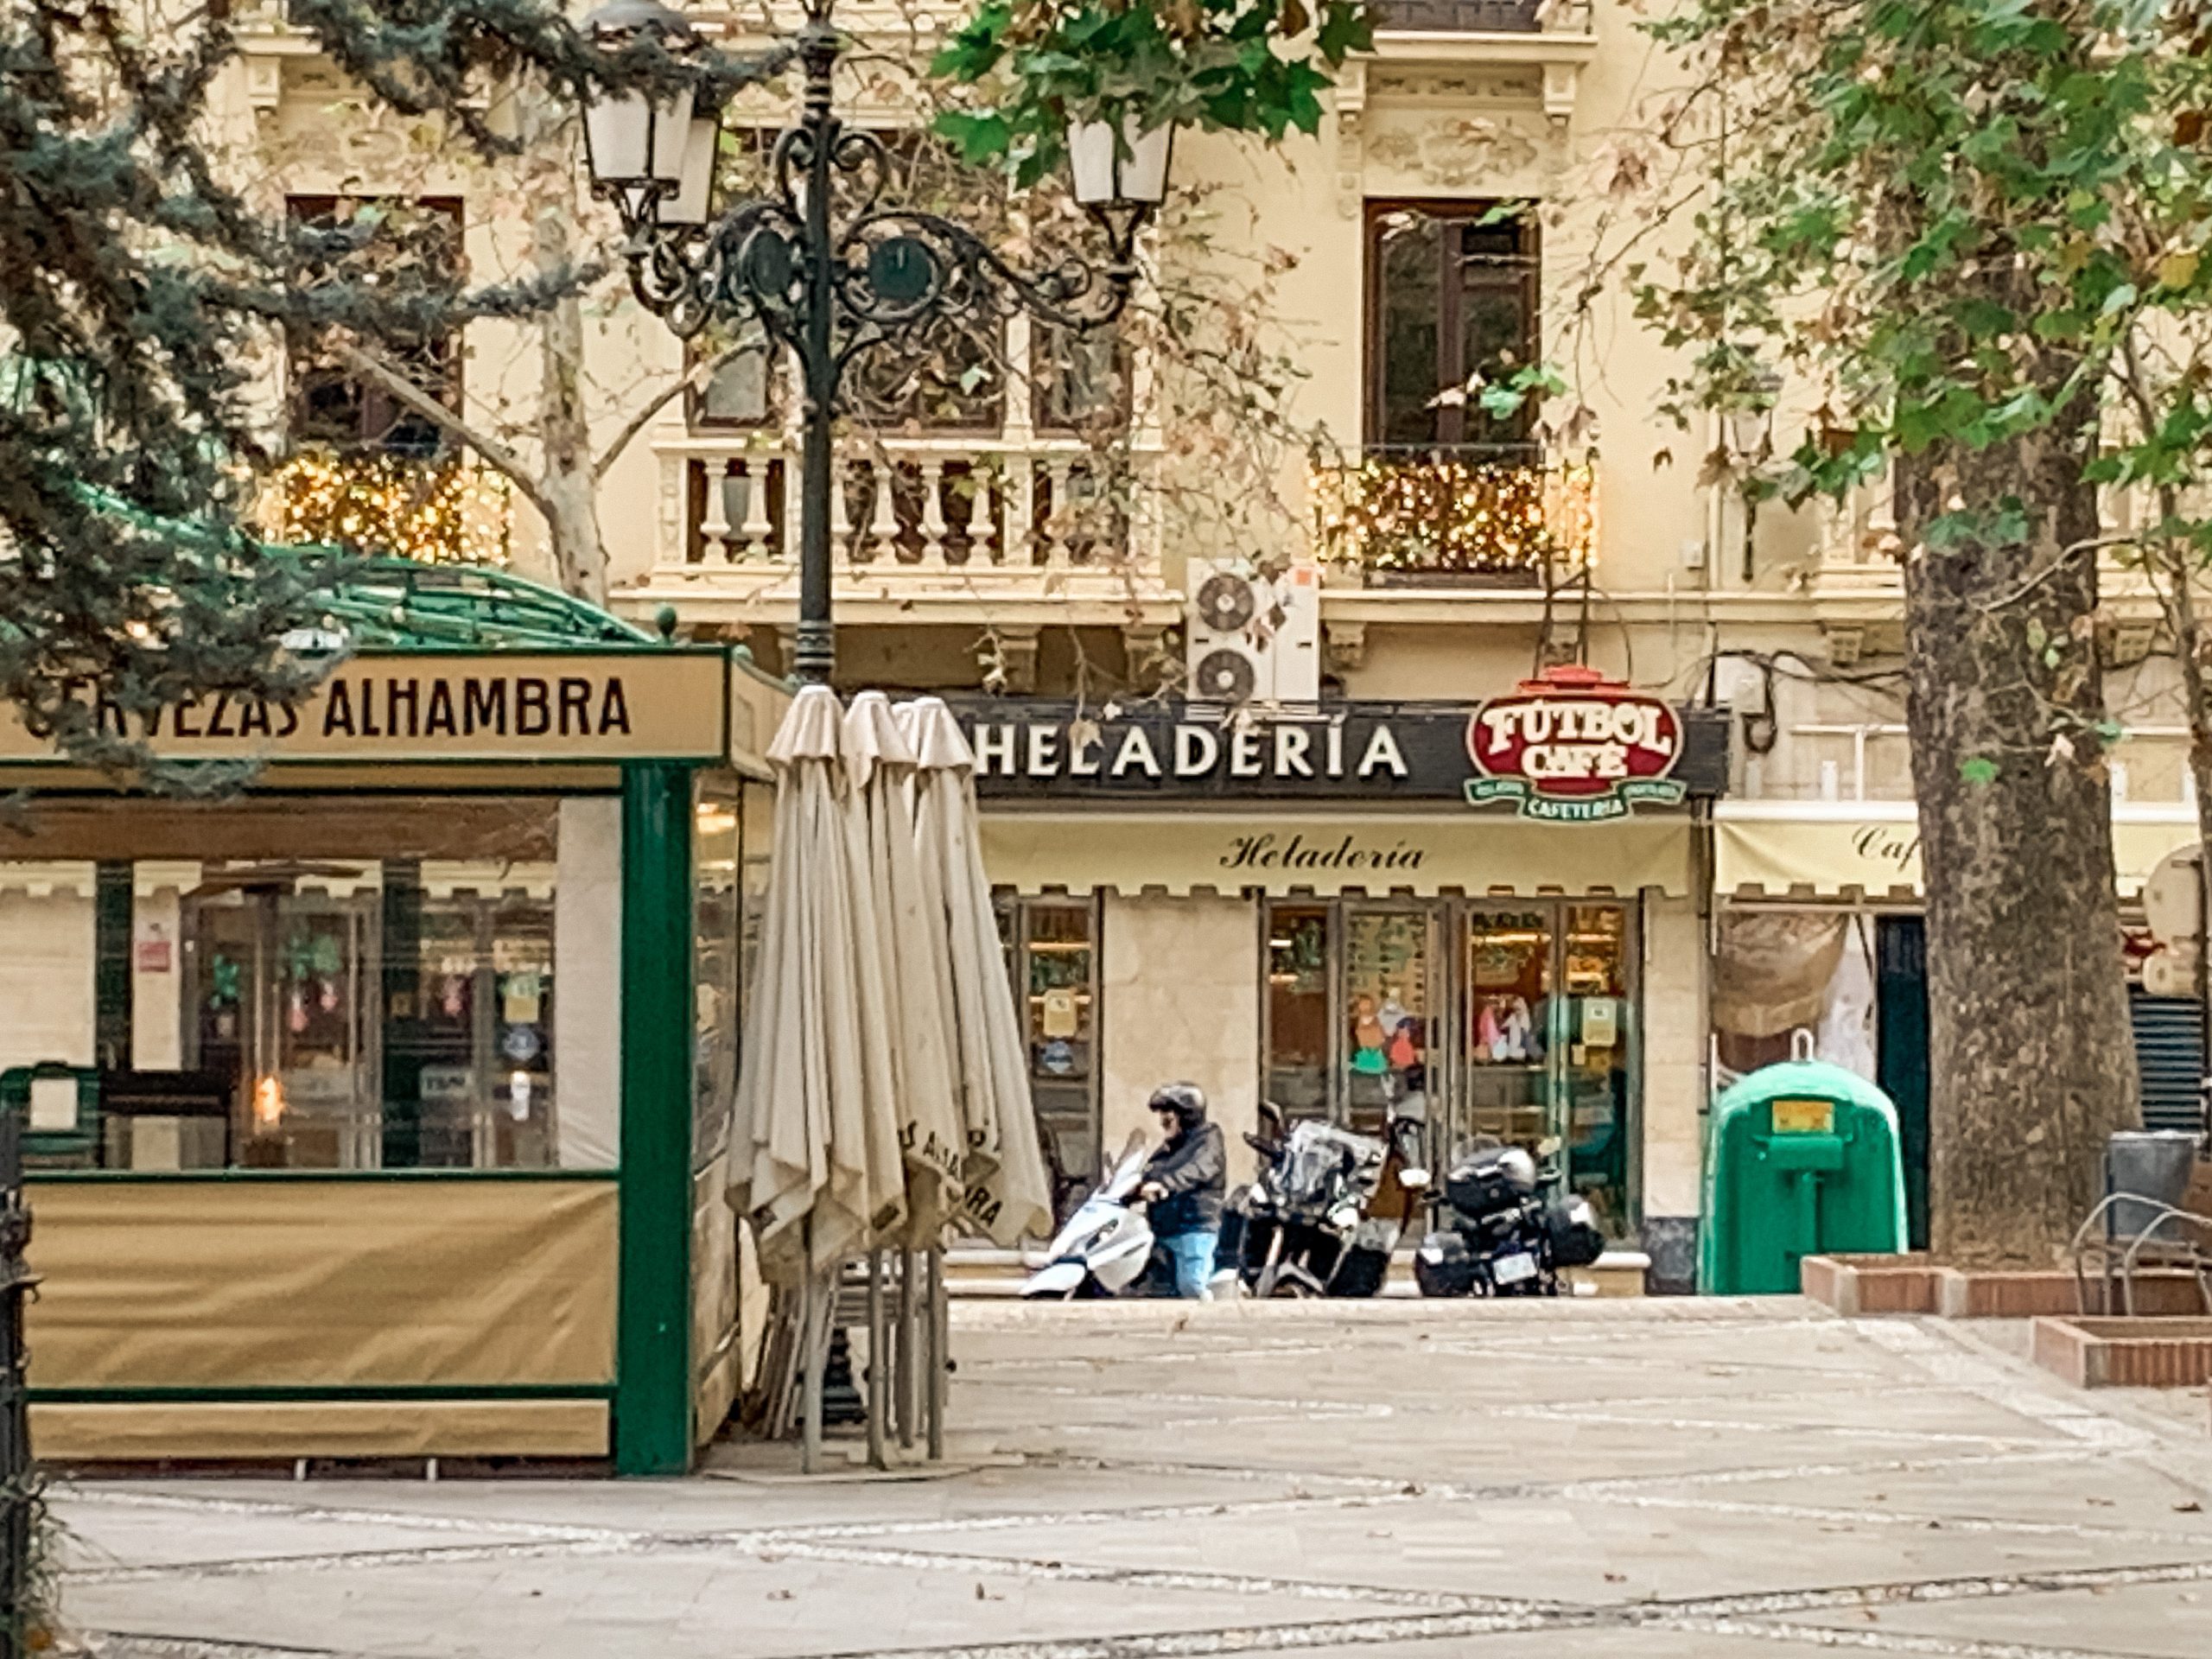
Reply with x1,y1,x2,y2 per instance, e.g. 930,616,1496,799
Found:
801,1226,824,1475
865,1249,887,1470
893,1247,916,1451
926,1243,947,1462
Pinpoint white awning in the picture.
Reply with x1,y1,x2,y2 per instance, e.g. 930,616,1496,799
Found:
980,811,1695,898
1715,801,2196,899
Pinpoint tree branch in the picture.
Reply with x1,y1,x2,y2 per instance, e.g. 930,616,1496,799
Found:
593,340,765,483
327,339,558,524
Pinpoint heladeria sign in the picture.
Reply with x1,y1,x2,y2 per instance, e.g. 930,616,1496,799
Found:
956,677,1726,813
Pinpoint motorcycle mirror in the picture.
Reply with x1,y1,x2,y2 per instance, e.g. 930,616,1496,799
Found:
1399,1167,1431,1189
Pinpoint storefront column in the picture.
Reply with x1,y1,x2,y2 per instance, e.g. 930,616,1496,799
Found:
1100,892,1261,1159
615,763,694,1476
1640,889,1706,1291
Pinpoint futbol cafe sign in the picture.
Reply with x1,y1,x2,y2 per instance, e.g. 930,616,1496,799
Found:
1465,665,1688,822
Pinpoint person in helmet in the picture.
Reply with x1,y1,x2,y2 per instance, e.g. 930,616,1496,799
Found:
1138,1083,1227,1300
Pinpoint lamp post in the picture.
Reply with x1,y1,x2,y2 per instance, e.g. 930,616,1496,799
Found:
581,0,1171,683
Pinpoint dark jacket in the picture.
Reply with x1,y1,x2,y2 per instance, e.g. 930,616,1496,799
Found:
1143,1122,1226,1236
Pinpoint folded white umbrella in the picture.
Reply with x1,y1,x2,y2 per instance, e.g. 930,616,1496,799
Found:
899,696,1054,1247
842,690,967,1240
730,684,906,1282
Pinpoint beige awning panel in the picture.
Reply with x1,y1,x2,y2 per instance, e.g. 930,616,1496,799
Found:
1716,806,2197,899
25,1177,617,1390
981,812,1694,897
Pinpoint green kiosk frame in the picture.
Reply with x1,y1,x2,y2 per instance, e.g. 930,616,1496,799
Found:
0,565,785,1474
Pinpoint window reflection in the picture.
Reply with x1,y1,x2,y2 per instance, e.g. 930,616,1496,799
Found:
1265,905,1331,1120
1,798,577,1172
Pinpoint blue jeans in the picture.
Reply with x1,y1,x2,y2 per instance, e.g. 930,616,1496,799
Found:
1161,1230,1219,1300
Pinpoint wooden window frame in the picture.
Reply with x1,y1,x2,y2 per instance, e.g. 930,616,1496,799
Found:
285,194,467,457
1363,198,1541,454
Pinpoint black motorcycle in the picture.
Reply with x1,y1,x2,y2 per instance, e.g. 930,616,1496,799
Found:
1216,1103,1429,1298
1413,1139,1605,1298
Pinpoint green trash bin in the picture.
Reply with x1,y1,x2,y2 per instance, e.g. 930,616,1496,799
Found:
1700,1060,1907,1294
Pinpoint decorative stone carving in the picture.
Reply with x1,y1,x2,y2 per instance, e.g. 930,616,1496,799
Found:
1542,61,1580,130
1370,68,1544,104
244,57,284,122
1324,620,1369,675
1121,621,1173,690
1366,116,1544,186
985,626,1041,695
1334,60,1369,219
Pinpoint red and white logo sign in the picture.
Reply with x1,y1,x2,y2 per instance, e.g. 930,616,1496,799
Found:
1465,665,1685,821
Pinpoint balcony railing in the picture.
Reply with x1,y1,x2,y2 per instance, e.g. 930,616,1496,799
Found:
1373,0,1547,29
1311,447,1595,587
662,434,1146,576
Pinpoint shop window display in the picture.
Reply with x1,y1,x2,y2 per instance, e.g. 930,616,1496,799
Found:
1712,910,1876,1085
1265,905,1332,1119
1344,910,1433,1134
997,895,1101,1211
1463,908,1552,1155
1264,896,1640,1236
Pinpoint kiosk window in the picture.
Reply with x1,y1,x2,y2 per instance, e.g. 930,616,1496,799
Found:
0,798,600,1172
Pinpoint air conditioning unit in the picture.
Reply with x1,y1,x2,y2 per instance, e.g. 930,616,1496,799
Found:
1184,560,1321,704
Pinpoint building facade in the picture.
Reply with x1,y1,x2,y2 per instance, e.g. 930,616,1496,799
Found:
178,2,2210,1287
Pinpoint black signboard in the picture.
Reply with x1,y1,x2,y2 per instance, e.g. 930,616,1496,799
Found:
950,698,1731,806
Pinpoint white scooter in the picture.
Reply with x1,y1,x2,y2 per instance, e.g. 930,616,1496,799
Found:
1020,1132,1157,1299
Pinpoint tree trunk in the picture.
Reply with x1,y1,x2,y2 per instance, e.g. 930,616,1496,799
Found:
533,182,607,602
535,295,606,601
1897,423,2139,1267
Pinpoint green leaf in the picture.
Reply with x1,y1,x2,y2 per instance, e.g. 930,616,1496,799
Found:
932,110,1012,164
1960,757,2000,787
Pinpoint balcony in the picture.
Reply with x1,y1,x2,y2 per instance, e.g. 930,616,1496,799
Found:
1374,0,1547,29
1312,448,1595,588
622,431,1177,632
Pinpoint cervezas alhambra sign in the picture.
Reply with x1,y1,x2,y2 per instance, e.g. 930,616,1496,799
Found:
0,651,730,766
1465,665,1687,823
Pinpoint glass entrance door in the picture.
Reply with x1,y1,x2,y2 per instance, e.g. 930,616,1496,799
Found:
1457,900,1637,1234
1559,904,1633,1234
1461,906,1555,1156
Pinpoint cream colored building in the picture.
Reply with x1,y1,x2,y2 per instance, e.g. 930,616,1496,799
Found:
161,1,2205,1288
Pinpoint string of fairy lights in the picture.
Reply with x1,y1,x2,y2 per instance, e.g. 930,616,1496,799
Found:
259,450,512,566
257,449,1592,578
1312,456,1597,577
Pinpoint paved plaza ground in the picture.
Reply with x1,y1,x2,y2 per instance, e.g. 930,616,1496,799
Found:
47,1296,2212,1658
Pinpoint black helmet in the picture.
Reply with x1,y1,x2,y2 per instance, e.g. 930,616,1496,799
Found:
1147,1082,1208,1129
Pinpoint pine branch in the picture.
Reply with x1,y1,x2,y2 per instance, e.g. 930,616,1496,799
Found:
327,340,557,524
593,340,765,484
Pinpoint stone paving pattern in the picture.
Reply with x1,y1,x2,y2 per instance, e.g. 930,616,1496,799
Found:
48,1296,2212,1658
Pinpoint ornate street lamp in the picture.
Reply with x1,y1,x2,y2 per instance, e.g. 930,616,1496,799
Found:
581,0,1172,683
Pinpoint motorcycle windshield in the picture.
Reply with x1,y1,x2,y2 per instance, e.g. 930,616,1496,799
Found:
1274,1122,1386,1211
1098,1129,1151,1201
